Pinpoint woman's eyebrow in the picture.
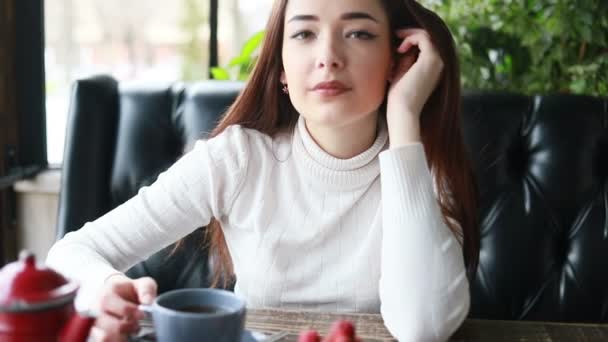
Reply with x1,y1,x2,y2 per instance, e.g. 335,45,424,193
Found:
287,12,379,24
341,12,379,22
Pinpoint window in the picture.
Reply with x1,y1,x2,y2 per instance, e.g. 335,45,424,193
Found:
44,0,273,165
217,0,273,66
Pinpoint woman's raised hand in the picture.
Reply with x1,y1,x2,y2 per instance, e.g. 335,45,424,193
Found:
387,28,444,117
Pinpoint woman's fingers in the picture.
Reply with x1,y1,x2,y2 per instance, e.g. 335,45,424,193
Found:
95,313,139,334
396,32,433,54
398,37,415,54
100,281,143,319
90,326,123,342
92,276,156,342
386,26,445,116
394,28,443,70
92,314,139,341
99,290,143,319
132,276,158,305
395,28,435,51
90,327,129,342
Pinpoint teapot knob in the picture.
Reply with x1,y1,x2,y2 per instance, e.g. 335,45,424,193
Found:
18,250,36,267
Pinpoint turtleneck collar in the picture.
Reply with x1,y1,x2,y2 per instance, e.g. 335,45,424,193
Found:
292,115,389,191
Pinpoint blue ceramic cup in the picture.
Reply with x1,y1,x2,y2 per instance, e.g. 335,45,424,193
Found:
139,288,247,342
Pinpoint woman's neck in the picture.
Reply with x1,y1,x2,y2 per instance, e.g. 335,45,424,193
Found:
303,113,379,159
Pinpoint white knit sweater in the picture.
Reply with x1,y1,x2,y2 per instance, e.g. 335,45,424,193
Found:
46,115,470,341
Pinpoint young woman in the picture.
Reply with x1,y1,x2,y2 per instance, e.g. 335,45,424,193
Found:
47,0,479,341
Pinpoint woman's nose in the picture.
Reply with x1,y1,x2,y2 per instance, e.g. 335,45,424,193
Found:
316,38,345,70
317,58,343,69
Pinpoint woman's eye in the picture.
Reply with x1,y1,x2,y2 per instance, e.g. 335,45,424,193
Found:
346,31,377,40
291,31,314,40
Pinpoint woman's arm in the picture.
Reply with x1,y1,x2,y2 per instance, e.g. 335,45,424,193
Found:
380,28,468,341
46,125,250,312
378,145,469,342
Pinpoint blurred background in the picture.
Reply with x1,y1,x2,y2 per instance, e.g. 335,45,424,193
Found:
45,0,273,165
44,0,608,164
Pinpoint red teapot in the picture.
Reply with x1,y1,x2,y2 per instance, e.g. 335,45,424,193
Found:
0,250,96,342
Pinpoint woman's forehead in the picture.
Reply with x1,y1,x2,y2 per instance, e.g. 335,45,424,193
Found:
284,0,388,23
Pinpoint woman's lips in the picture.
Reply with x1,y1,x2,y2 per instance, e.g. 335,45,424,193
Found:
311,80,351,97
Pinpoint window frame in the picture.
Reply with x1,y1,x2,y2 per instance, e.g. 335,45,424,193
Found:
0,0,48,263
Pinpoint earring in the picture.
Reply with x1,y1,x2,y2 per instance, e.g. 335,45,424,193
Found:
281,83,289,94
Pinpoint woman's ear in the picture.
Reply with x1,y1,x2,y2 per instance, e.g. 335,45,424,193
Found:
280,71,286,84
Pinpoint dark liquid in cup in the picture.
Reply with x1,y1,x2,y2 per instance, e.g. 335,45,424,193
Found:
176,305,228,314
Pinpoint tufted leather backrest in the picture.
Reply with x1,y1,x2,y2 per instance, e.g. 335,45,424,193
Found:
461,93,608,322
57,76,608,322
57,76,243,293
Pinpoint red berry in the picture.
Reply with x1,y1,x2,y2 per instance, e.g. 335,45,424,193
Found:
299,330,321,342
330,320,355,338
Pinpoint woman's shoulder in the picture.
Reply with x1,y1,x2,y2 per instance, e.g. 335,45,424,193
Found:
206,124,285,151
193,124,293,168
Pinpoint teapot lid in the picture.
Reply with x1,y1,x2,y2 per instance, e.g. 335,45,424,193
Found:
0,250,79,312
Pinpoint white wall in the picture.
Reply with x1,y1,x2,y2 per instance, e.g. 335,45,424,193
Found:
13,169,61,261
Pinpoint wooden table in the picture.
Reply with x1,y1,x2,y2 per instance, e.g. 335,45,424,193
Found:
133,308,608,341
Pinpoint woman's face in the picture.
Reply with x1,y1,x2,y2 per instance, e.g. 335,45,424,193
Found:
281,0,393,129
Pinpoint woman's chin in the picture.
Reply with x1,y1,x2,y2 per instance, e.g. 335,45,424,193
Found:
302,110,376,129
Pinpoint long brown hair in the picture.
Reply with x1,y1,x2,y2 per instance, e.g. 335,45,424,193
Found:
181,0,479,288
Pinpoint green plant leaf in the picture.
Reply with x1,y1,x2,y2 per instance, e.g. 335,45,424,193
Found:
570,78,586,93
210,67,230,80
417,0,607,96
228,55,251,67
240,31,265,58
580,11,593,26
579,25,592,42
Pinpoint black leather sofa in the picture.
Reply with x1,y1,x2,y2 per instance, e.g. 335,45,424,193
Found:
56,75,608,323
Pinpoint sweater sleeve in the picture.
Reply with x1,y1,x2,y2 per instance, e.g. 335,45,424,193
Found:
378,143,470,342
46,125,250,313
